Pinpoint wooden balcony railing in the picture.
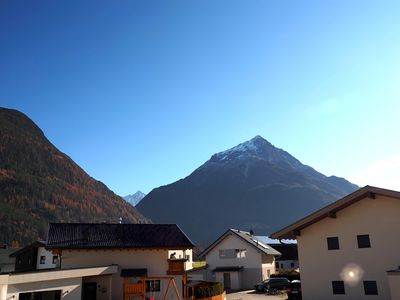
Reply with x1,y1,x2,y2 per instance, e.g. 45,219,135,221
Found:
167,259,186,275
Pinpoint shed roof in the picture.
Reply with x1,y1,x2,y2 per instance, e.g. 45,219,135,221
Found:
46,223,194,249
270,185,400,240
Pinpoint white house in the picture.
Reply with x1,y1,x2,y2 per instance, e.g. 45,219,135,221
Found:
271,185,400,300
0,223,194,300
9,241,57,273
255,237,299,271
198,229,280,290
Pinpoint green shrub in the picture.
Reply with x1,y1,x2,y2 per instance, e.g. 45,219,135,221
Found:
193,282,224,299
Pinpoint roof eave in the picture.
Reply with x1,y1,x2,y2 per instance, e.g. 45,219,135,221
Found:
270,185,400,240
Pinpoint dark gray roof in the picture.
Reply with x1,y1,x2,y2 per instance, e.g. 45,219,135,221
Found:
121,268,147,277
9,241,45,257
212,266,244,272
46,223,194,249
268,244,298,261
200,229,281,258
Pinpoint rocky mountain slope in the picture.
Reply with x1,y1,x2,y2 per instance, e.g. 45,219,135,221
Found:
0,108,148,246
137,135,357,245
123,191,146,206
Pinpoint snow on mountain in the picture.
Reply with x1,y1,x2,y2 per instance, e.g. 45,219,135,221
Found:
123,191,146,206
209,135,305,171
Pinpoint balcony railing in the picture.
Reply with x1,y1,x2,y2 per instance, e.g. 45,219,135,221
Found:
167,259,186,275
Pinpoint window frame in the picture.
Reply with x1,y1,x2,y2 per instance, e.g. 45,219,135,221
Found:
332,281,345,295
363,281,378,295
40,255,46,264
357,234,371,248
327,237,340,250
146,280,161,292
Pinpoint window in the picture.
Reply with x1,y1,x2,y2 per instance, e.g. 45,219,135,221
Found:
275,262,279,269
40,256,46,264
357,235,371,248
52,255,59,264
280,263,284,269
327,237,340,250
219,249,236,259
364,281,378,295
146,280,160,292
332,281,345,294
290,262,295,268
235,249,246,258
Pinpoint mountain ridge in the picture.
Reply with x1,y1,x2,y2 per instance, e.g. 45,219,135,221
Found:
123,191,146,206
0,107,149,245
137,135,357,245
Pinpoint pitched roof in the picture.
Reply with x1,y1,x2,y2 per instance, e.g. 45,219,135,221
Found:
199,229,281,258
46,223,194,249
268,244,298,261
9,241,45,258
270,185,400,240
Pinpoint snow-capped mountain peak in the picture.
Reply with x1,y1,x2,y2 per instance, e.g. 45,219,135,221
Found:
123,191,146,206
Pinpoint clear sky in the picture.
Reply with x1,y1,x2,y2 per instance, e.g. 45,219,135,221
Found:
1,0,400,195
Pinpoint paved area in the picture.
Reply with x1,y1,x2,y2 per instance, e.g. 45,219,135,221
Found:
227,290,287,300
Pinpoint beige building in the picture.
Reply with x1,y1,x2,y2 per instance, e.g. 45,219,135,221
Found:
1,223,193,300
199,229,280,290
271,186,400,300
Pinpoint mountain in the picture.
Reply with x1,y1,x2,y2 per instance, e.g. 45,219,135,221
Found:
137,135,358,245
0,108,149,246
123,191,146,206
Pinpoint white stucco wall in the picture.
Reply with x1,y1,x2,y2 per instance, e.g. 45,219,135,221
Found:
215,272,240,290
61,249,169,274
83,275,112,300
276,259,299,270
205,233,275,289
6,277,82,300
297,195,400,300
387,273,400,300
261,254,275,280
36,247,57,270
61,249,183,300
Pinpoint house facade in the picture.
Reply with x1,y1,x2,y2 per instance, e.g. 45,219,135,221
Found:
0,223,194,300
168,249,193,270
255,237,299,271
9,241,57,272
0,246,18,274
271,186,400,300
199,229,280,290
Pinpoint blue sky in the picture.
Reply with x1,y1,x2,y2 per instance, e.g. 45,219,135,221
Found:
1,0,400,195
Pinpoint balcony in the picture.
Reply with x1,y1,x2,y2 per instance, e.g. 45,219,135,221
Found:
167,259,186,275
